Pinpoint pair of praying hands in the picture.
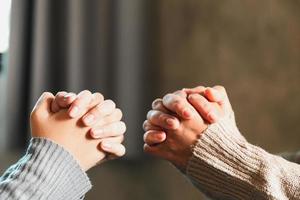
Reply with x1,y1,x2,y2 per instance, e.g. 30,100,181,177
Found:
30,85,233,172
143,86,233,171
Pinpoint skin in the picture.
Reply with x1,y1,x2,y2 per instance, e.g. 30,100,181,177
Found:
31,91,126,171
143,86,232,171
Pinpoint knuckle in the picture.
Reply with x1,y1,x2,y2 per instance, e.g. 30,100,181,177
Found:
152,98,162,109
56,91,67,96
158,113,166,122
162,93,173,103
42,92,54,98
146,110,155,120
78,90,92,99
119,121,127,132
173,90,185,97
214,85,226,93
113,121,126,134
118,146,126,156
93,92,104,102
143,132,148,143
83,90,92,95
114,108,123,120
104,99,116,108
143,120,149,131
188,93,199,100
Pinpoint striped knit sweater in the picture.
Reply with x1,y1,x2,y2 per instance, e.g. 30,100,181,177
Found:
0,138,91,200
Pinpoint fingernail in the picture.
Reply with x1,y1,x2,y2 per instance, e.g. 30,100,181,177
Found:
64,93,75,101
83,114,94,125
183,108,193,118
209,112,218,122
166,118,175,126
102,142,112,150
92,129,103,138
69,106,79,117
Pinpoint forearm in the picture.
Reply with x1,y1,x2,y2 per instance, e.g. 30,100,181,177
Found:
186,119,300,200
0,138,92,200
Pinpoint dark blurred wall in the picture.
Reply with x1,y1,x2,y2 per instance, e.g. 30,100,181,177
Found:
157,0,300,153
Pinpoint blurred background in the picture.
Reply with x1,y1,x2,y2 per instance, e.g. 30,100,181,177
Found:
1,0,300,199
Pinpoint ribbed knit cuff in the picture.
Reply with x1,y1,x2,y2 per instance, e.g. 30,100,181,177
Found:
186,118,300,200
0,138,92,200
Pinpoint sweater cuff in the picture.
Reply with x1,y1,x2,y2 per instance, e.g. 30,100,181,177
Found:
186,118,256,198
186,118,300,199
1,138,92,199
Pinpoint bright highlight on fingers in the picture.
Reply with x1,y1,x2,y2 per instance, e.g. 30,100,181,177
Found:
68,90,92,118
101,142,126,157
162,94,195,120
63,93,77,103
143,120,163,131
82,101,118,126
183,86,206,95
188,93,220,123
147,110,180,130
143,130,166,145
152,99,170,113
90,121,126,139
204,87,224,103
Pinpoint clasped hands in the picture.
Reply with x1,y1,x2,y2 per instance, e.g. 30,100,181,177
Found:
30,85,233,172
143,86,233,171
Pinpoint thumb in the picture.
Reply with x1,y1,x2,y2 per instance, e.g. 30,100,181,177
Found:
32,92,55,118
204,87,225,103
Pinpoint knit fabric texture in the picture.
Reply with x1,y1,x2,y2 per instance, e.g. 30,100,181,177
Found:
186,117,300,200
0,138,92,200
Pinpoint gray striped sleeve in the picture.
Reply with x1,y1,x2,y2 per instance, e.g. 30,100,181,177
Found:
0,138,92,200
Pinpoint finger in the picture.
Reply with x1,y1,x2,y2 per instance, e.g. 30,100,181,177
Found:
99,135,125,157
82,100,117,126
147,110,180,130
68,90,92,118
183,86,206,95
90,108,122,127
31,92,55,119
204,87,225,104
101,135,125,144
162,93,197,119
173,90,187,98
152,98,170,113
101,142,126,157
188,93,220,123
90,121,126,139
212,85,233,117
51,91,67,112
68,91,104,118
143,120,163,131
143,130,166,145
51,92,77,112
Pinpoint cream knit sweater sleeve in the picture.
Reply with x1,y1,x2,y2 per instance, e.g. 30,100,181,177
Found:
186,117,300,200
